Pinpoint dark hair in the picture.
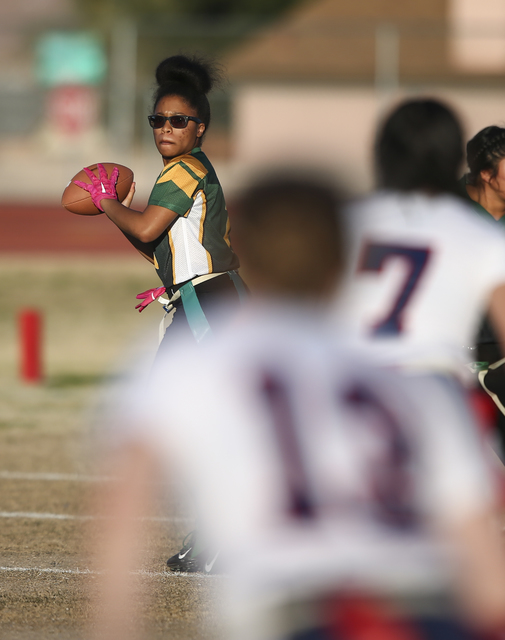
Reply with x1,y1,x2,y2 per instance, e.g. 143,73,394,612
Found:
466,126,505,186
233,171,345,298
375,98,463,194
152,54,222,136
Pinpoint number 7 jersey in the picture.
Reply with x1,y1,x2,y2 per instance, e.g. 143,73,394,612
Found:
333,191,505,376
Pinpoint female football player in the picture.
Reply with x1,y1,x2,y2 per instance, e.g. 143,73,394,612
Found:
459,126,505,456
75,53,245,350
334,100,505,379
75,53,246,570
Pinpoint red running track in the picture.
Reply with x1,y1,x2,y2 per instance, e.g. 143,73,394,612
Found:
0,203,139,254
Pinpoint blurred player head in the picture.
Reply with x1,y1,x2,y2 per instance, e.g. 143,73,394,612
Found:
466,125,505,188
232,172,345,300
375,98,464,194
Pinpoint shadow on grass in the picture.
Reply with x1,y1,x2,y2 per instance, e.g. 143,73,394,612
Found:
45,373,106,388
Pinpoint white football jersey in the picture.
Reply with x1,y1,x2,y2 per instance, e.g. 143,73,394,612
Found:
334,191,505,375
108,303,494,640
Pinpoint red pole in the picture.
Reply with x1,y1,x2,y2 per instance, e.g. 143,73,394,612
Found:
19,309,43,383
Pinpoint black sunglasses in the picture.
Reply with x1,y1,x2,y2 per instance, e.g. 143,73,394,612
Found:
148,114,203,129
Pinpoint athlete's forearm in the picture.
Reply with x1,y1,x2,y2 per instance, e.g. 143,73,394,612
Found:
102,200,149,240
121,230,155,264
102,199,178,244
446,508,505,632
90,442,159,640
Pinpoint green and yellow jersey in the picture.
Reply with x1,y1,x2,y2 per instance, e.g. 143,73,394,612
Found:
149,147,239,289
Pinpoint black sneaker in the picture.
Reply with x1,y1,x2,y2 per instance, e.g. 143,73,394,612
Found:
166,531,221,574
166,530,200,572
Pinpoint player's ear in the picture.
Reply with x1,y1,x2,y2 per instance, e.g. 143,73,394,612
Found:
480,168,493,185
197,123,206,138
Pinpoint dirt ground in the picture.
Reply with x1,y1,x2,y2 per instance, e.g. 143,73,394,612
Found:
0,257,221,639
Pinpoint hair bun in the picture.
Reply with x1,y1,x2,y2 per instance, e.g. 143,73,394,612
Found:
155,54,219,95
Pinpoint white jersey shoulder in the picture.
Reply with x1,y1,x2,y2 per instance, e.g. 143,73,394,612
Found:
335,190,505,374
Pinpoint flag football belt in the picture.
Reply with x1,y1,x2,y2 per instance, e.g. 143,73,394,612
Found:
157,271,247,343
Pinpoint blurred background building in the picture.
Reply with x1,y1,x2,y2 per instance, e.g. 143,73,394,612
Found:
227,0,505,192
1,0,505,207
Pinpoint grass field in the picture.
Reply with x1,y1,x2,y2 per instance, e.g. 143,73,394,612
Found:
0,257,219,639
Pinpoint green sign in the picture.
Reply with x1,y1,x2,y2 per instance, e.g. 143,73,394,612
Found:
36,32,107,87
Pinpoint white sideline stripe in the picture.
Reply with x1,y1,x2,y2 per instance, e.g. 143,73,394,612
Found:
0,566,98,575
0,471,113,482
0,511,190,523
0,511,94,521
0,566,218,578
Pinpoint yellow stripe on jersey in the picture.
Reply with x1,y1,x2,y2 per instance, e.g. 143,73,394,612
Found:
154,254,159,270
224,216,232,249
172,169,200,200
196,190,213,271
158,155,188,179
180,155,207,180
158,153,208,183
157,164,198,199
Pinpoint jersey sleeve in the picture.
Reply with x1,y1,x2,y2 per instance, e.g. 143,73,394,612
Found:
148,161,202,216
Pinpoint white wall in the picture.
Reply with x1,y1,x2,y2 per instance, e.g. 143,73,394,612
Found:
229,83,505,196
231,85,380,195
